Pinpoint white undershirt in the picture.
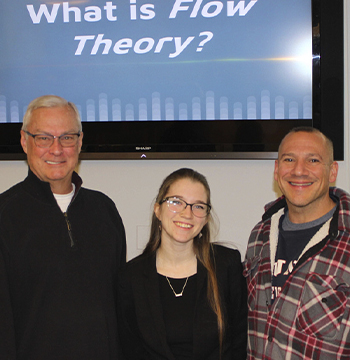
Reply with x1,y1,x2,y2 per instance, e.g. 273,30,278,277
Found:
53,183,75,212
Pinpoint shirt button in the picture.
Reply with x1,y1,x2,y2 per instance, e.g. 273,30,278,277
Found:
268,336,273,342
322,298,328,303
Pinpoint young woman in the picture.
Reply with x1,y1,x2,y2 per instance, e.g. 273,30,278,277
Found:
118,168,247,360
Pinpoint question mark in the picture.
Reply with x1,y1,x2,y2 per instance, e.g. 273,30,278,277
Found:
197,31,213,52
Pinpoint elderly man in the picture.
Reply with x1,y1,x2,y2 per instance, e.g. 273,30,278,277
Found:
0,95,126,359
244,126,350,359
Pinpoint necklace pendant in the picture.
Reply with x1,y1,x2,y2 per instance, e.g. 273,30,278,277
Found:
166,276,189,298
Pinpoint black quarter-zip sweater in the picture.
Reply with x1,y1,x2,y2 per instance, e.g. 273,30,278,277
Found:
0,169,126,360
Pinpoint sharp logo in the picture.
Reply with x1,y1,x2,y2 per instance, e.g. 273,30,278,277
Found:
136,146,151,151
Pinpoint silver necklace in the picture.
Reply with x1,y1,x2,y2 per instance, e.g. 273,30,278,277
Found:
165,276,189,297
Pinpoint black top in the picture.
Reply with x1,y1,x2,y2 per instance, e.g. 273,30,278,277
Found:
118,244,247,360
158,274,197,359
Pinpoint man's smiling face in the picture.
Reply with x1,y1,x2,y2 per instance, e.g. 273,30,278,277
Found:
274,130,338,222
21,106,83,194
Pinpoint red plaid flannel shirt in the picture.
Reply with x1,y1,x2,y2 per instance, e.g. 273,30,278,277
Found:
244,187,350,359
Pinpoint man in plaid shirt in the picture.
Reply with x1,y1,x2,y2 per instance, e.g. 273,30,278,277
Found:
244,126,350,359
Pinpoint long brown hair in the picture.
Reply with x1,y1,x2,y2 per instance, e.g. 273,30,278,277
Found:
143,168,225,351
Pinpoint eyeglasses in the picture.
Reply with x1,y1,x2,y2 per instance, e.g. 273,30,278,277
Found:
160,197,211,218
24,130,81,148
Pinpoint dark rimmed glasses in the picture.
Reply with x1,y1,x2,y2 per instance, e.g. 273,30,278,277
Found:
24,131,81,148
160,197,211,218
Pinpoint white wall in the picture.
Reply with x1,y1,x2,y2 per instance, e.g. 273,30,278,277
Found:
1,2,349,261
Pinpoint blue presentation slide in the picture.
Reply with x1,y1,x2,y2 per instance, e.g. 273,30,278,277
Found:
0,0,312,122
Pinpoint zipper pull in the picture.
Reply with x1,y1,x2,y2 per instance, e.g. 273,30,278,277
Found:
64,212,75,247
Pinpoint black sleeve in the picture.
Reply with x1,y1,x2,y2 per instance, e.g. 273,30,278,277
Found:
0,237,17,359
117,268,150,360
228,251,248,360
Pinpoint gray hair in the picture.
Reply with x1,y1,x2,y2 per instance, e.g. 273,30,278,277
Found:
22,95,82,132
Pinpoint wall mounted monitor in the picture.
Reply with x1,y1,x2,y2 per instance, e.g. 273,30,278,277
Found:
0,0,344,160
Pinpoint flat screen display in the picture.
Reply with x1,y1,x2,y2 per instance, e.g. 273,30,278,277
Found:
0,0,344,160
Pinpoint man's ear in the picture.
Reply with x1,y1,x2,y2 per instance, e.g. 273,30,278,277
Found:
78,132,83,154
329,161,339,184
20,130,28,154
273,159,279,182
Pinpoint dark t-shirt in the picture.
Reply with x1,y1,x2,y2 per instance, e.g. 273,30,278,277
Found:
271,205,336,302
